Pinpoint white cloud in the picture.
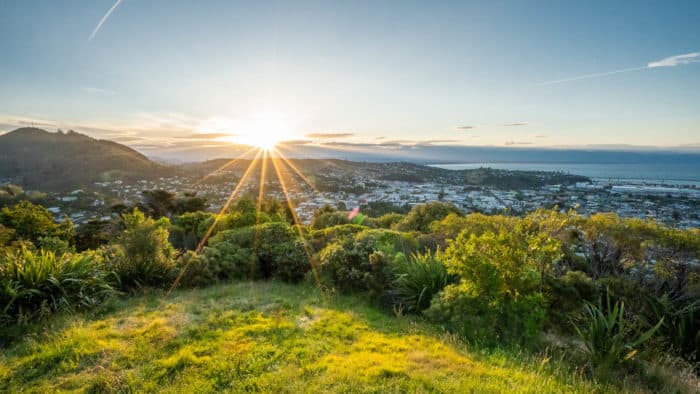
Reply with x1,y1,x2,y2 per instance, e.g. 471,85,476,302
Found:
648,52,700,68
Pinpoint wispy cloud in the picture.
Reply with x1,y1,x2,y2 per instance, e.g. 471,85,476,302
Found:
89,0,123,41
456,125,476,130
532,134,547,139
176,133,232,140
504,122,528,127
538,51,700,86
279,139,314,146
304,132,354,139
648,52,700,68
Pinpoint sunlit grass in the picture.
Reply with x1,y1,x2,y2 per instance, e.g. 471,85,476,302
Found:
0,281,638,393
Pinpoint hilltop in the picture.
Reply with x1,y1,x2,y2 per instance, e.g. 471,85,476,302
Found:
0,128,168,191
0,281,635,393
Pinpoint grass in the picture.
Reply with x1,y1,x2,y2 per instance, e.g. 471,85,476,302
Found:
0,281,690,393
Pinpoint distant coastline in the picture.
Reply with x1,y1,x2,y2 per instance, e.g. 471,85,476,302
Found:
430,162,700,186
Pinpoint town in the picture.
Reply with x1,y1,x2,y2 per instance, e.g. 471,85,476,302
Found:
4,160,698,229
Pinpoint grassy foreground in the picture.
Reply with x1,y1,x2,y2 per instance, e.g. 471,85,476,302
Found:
0,282,676,393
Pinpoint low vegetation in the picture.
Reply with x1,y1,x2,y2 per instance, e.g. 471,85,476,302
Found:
0,282,678,393
0,198,698,392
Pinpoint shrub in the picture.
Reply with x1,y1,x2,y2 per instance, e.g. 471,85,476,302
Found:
425,229,558,342
311,211,349,229
172,250,211,287
647,295,700,361
572,297,664,370
545,270,599,332
395,202,462,233
0,248,117,324
354,229,418,257
371,213,405,229
424,283,498,339
308,224,367,252
107,209,176,290
388,251,452,313
37,236,73,255
209,222,309,282
170,211,214,250
205,243,258,280
317,230,407,297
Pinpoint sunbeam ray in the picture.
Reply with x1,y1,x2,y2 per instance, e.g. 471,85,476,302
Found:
270,155,322,287
168,148,263,293
276,153,320,193
191,146,259,187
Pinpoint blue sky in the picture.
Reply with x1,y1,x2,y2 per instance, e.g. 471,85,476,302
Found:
0,0,698,156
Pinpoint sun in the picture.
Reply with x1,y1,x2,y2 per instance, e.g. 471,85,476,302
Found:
211,111,297,150
236,128,287,150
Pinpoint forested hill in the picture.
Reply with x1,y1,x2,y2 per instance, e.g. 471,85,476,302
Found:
182,158,590,189
0,128,168,191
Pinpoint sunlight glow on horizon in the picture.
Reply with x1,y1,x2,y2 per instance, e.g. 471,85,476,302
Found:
203,110,302,150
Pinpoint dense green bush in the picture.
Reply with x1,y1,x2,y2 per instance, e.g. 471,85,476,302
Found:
317,229,408,297
106,209,176,290
173,244,259,288
388,251,452,313
0,248,117,324
0,201,73,245
209,222,309,282
426,229,559,342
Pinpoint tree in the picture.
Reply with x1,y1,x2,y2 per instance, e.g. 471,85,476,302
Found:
139,189,176,218
174,192,208,214
0,200,72,245
75,220,116,251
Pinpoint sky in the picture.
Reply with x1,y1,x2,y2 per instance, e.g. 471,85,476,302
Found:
0,0,698,159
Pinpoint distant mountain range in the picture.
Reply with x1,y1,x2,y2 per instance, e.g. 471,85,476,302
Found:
0,128,168,191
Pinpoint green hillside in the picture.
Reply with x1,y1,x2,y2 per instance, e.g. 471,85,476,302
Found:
0,282,636,393
0,128,167,191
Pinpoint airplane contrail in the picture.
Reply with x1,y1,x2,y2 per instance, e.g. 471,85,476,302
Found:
536,66,647,86
89,0,123,41
537,52,699,86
